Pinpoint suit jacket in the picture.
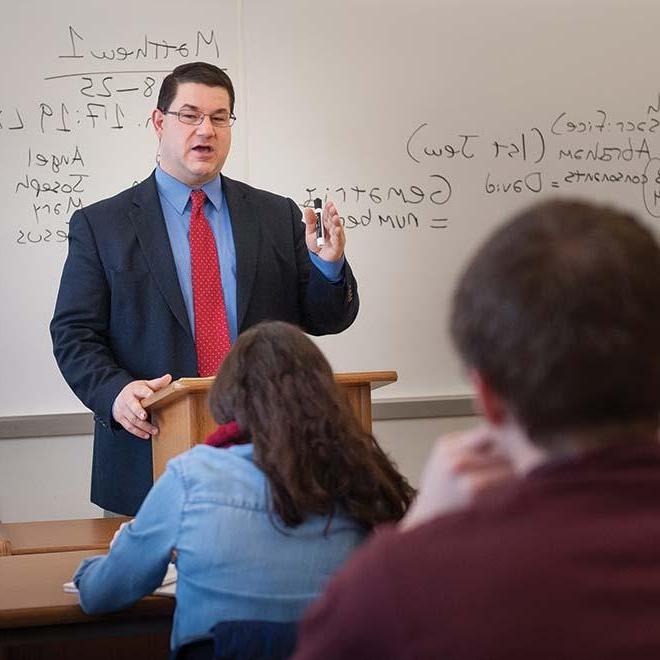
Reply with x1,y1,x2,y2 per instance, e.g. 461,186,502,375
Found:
294,441,660,660
50,172,358,515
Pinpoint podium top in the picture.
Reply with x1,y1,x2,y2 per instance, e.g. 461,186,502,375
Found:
142,371,397,411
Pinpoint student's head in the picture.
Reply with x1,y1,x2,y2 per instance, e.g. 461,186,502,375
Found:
451,199,660,443
209,321,414,528
152,62,235,187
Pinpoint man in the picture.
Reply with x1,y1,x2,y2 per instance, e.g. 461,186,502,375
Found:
51,62,358,516
294,200,660,659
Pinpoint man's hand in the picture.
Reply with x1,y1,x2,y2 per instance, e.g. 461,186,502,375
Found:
111,374,172,439
303,201,346,262
400,426,515,531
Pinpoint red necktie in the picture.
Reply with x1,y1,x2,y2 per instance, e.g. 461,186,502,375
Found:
190,189,231,376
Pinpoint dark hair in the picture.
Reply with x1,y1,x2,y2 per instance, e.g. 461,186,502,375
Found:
209,321,414,529
451,199,660,440
157,62,235,113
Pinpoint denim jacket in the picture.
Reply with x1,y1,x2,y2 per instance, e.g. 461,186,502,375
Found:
74,443,367,649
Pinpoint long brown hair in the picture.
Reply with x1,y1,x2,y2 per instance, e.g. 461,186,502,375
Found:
209,321,414,528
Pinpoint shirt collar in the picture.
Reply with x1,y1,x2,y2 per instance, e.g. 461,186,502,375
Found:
155,166,223,215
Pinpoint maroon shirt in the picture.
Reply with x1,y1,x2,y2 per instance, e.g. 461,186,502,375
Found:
294,442,660,660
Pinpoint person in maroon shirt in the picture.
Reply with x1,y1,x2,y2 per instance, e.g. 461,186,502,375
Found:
293,199,660,660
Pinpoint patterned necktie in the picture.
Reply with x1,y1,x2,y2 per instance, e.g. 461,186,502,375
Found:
189,189,231,376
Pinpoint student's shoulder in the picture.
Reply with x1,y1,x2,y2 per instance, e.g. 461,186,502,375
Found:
168,443,258,480
165,444,268,507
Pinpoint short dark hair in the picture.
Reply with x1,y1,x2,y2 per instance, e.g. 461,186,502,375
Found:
157,62,235,112
209,321,414,529
451,199,660,440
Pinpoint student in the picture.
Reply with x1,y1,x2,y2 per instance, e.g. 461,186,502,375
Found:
293,199,660,659
72,321,413,652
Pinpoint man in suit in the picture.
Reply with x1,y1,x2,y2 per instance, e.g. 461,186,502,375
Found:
50,62,358,516
294,200,660,659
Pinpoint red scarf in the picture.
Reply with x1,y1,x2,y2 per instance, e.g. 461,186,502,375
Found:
204,420,250,448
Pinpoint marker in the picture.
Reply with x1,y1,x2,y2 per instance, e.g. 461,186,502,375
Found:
314,197,325,247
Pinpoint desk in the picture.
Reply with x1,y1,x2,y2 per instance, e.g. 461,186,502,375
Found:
0,550,173,659
0,518,129,556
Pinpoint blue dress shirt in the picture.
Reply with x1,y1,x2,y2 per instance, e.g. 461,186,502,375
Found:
155,168,345,343
73,444,367,650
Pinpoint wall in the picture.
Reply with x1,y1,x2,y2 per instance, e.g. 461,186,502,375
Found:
0,415,477,523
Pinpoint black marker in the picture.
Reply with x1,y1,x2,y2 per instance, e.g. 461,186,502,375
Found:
314,197,325,247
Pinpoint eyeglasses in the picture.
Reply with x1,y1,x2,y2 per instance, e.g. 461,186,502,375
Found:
161,109,236,127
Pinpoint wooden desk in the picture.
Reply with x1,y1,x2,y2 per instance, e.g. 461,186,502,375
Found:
0,518,129,556
0,550,173,659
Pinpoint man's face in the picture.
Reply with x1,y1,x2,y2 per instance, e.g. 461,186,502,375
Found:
152,82,232,187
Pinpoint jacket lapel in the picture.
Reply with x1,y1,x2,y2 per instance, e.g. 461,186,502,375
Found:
128,173,192,340
222,176,260,332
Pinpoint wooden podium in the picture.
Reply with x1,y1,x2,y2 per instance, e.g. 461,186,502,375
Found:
143,371,397,481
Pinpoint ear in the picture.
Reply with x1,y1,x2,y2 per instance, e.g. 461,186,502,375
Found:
151,108,165,139
469,369,507,426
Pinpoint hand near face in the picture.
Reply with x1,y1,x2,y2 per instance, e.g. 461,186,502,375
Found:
400,426,515,531
303,201,346,262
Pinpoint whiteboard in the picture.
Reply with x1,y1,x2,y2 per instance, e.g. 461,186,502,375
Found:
241,0,660,399
3,0,660,417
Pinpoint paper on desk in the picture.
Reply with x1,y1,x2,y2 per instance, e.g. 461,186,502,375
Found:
154,562,177,596
63,562,177,598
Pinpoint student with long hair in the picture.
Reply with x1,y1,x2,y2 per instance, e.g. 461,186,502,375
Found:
72,321,413,651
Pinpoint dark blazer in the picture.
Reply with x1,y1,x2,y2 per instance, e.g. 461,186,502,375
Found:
50,173,358,515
